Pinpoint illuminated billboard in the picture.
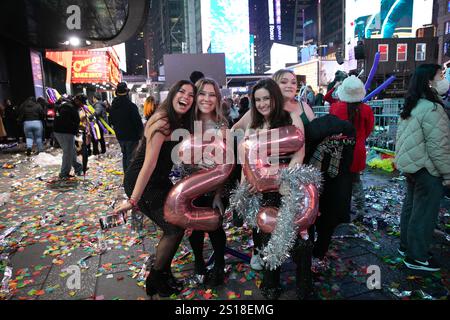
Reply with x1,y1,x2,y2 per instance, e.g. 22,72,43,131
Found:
345,0,433,68
201,0,251,74
46,50,121,84
270,43,298,73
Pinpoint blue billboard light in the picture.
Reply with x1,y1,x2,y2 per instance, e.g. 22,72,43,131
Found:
209,0,250,74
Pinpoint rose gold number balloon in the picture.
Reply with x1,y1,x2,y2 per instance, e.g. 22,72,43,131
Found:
164,135,234,231
241,125,304,192
242,125,318,234
294,184,319,235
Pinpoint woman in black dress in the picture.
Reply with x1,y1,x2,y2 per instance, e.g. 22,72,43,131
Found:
114,80,195,297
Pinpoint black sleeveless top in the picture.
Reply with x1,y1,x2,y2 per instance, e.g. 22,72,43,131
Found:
124,139,177,198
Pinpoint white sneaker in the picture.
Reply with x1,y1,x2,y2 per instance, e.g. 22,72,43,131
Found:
250,254,263,271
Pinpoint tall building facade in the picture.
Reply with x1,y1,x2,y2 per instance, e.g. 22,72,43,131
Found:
147,0,202,75
124,30,146,76
250,0,311,73
321,0,344,55
302,0,344,58
436,0,450,65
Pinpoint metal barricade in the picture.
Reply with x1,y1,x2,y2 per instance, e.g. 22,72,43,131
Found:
312,99,402,151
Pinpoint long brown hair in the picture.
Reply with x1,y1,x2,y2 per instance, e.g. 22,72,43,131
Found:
250,78,291,129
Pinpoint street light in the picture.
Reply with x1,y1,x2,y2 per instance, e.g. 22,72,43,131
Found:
69,37,81,46
146,59,150,79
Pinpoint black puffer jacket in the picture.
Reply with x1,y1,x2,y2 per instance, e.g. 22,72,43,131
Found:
18,98,44,122
109,96,143,141
54,102,80,135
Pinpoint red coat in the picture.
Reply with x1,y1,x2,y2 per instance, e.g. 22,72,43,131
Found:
329,101,374,173
324,87,339,105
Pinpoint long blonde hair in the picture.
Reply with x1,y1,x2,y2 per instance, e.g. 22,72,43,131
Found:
194,78,228,127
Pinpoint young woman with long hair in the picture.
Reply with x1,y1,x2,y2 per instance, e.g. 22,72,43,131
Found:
114,80,195,297
395,64,450,272
242,78,306,300
182,78,230,287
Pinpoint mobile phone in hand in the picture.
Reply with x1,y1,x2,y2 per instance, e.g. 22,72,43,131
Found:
99,211,127,230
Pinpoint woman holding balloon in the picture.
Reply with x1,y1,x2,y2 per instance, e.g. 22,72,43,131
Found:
183,78,230,287
114,80,196,298
232,69,314,271
240,78,309,300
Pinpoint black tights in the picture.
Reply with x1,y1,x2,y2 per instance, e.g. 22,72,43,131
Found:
154,232,184,272
189,227,226,272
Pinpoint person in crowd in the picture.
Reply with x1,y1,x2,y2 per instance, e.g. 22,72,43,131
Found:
3,99,20,143
233,69,315,271
17,96,45,156
305,115,356,265
395,64,450,272
315,88,325,106
222,97,234,125
92,93,107,155
229,95,240,123
37,97,50,143
113,80,196,297
241,78,306,300
73,95,92,160
324,70,348,105
143,95,158,121
235,96,249,124
306,85,316,106
0,102,6,143
109,82,144,172
329,76,374,219
53,99,83,179
189,70,205,85
182,78,229,287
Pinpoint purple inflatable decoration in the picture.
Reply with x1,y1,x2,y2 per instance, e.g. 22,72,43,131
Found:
89,122,98,140
365,52,380,91
362,75,396,103
97,120,108,134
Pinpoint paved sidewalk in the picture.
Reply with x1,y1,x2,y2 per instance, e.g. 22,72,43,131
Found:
0,139,448,300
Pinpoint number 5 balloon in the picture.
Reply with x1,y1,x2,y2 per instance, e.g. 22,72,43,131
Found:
241,125,304,193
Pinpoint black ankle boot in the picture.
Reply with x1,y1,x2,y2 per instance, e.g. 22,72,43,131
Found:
26,148,31,156
165,269,184,291
261,286,281,300
145,268,181,297
260,268,281,300
205,265,225,287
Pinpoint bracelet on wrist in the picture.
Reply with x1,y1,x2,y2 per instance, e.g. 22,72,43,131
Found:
128,197,139,209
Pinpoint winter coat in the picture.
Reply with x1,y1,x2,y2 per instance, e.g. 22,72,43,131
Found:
54,102,80,135
329,101,374,173
93,101,107,121
109,96,143,141
395,99,450,180
304,114,356,227
18,99,44,122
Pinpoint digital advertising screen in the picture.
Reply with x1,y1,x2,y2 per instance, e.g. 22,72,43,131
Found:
345,0,433,68
202,0,251,74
